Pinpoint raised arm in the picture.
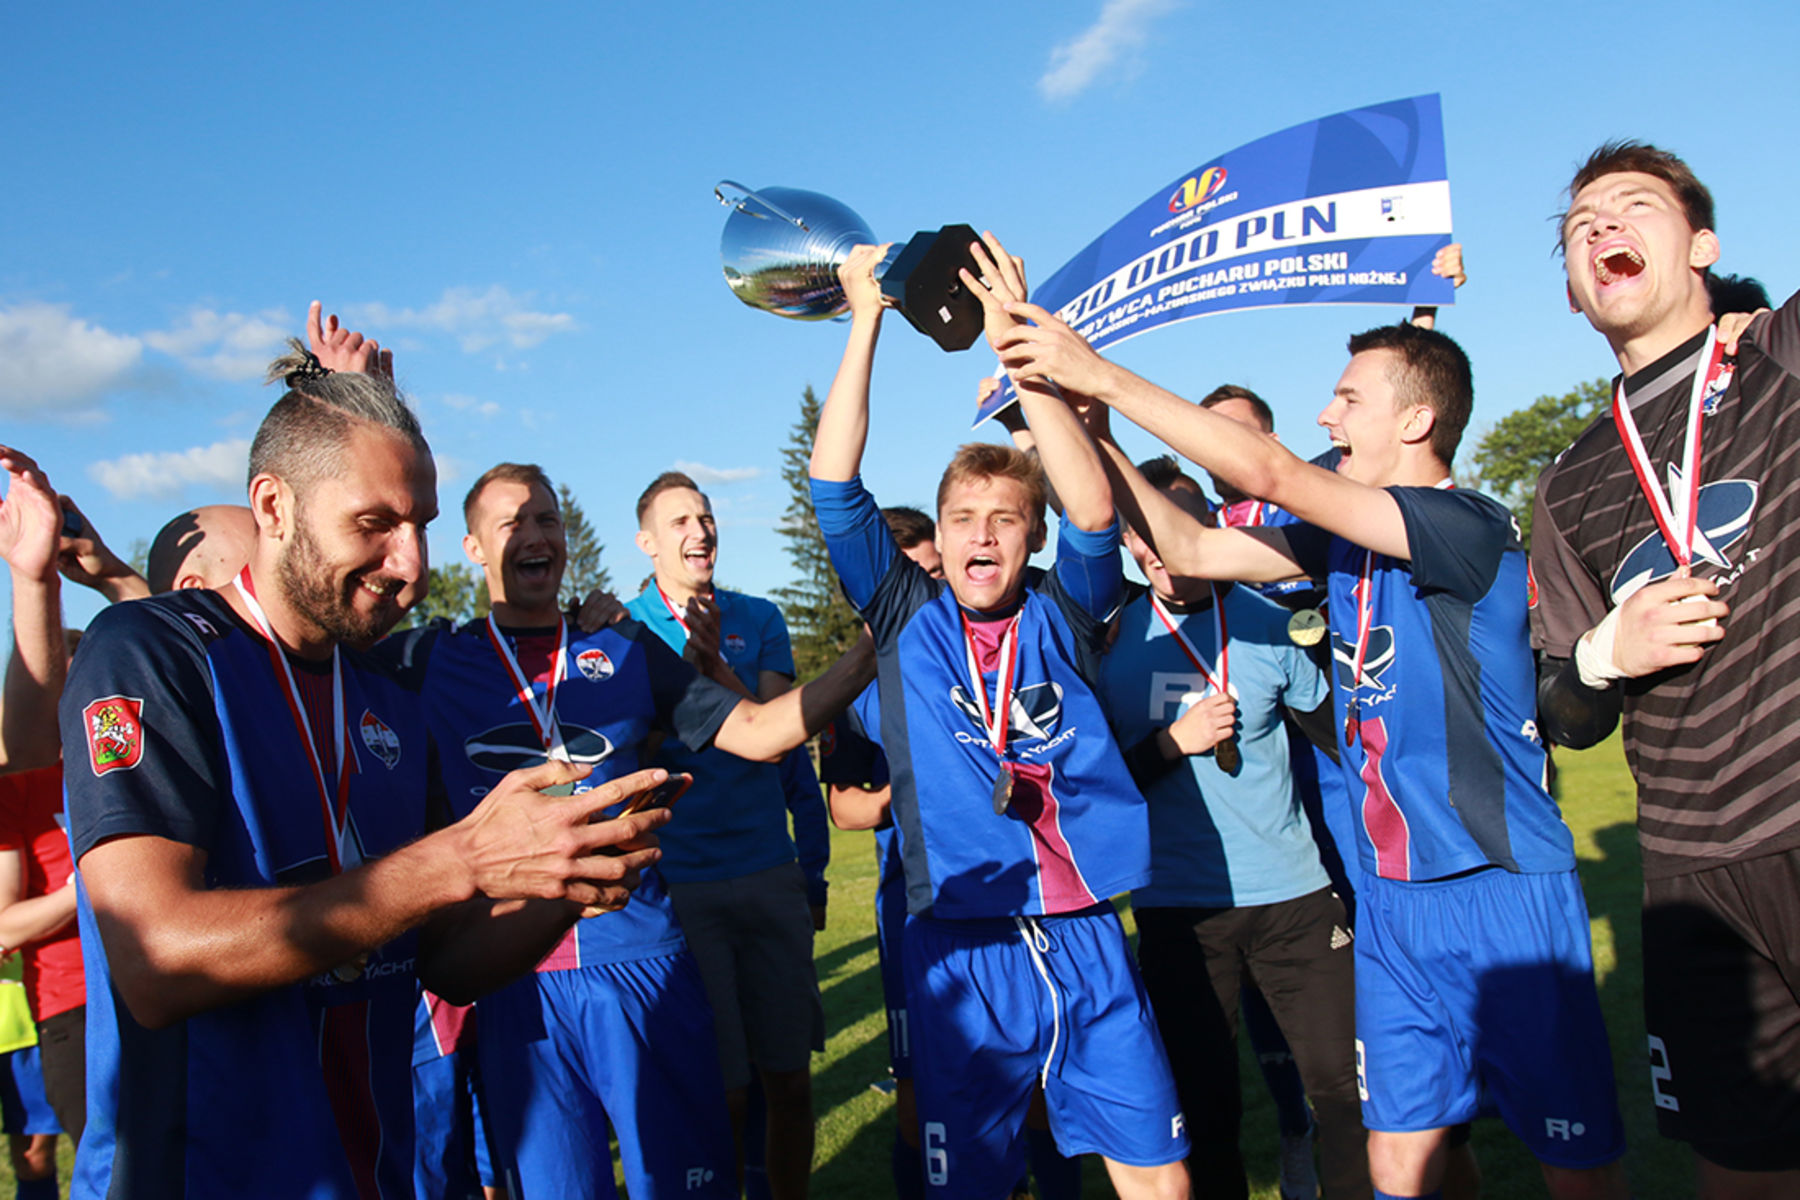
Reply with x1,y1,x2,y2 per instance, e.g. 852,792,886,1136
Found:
808,243,891,483
965,235,1113,533
0,446,70,772
56,496,151,604
994,308,1414,560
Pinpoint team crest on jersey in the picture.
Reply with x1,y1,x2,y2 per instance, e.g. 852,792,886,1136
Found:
1332,626,1396,693
83,695,145,776
464,721,615,773
1609,479,1758,603
575,647,614,682
949,681,1065,744
359,709,402,769
723,633,747,657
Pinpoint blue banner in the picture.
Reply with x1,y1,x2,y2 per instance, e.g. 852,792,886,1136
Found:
978,94,1453,425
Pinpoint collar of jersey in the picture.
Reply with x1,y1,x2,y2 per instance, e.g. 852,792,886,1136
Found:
1620,325,1711,411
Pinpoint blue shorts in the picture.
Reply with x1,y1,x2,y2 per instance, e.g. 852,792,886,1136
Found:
904,904,1188,1195
0,1045,60,1137
873,828,912,1078
413,1047,494,1198
1354,867,1624,1169
477,951,736,1199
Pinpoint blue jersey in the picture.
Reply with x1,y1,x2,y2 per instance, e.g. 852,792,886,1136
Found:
61,591,426,1199
625,588,825,885
813,475,1150,919
390,617,740,966
1100,587,1331,907
1286,487,1576,882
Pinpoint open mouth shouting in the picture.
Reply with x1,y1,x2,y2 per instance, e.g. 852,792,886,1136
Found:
964,552,1002,588
1592,242,1646,287
513,553,556,586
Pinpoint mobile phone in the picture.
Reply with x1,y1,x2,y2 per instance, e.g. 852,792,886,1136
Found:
61,508,83,538
619,772,692,816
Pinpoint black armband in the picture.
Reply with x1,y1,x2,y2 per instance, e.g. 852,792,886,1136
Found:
1285,699,1340,765
1536,653,1622,750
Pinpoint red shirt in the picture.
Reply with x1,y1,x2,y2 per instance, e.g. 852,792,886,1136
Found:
0,765,85,1019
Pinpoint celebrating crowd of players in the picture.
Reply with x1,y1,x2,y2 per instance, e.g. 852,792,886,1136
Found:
0,139,1794,1200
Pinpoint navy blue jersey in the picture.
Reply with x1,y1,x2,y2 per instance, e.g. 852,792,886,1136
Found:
387,616,740,967
813,476,1150,919
818,683,889,790
1286,487,1576,881
61,590,427,1199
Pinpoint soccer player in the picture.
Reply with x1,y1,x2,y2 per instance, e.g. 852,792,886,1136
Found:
401,460,867,1198
810,237,1190,1199
992,293,1626,1200
626,472,831,1200
1096,455,1365,1200
57,348,677,1198
1532,141,1800,1198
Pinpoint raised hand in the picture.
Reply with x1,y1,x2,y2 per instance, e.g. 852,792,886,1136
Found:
991,301,1115,401
0,446,64,584
307,300,394,379
836,243,893,324
961,231,1031,353
1432,242,1467,289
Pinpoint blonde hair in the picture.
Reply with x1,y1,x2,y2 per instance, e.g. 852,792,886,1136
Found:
935,443,1046,531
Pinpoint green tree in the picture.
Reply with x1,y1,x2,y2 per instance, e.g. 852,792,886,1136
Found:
558,483,612,608
401,561,489,627
773,385,862,679
1465,379,1609,548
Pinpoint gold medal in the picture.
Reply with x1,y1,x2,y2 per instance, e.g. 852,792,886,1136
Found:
332,952,369,983
1215,735,1241,775
992,765,1014,816
1288,608,1326,647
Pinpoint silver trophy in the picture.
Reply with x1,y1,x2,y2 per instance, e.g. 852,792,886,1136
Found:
715,181,984,352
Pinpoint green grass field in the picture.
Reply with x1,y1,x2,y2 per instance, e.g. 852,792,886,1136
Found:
4,733,1692,1198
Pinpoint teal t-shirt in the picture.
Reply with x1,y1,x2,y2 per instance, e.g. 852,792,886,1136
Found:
1100,585,1330,908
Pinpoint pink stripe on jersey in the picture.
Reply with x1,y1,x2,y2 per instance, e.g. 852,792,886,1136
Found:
320,1001,383,1199
1357,716,1412,881
424,991,473,1057
538,926,581,972
1010,759,1098,913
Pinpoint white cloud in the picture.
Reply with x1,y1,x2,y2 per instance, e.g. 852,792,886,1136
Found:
673,460,762,485
1038,0,1180,102
0,303,143,414
441,393,502,418
88,438,251,501
355,286,576,353
144,308,291,381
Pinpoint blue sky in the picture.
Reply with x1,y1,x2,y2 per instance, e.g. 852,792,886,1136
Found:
6,1,1799,630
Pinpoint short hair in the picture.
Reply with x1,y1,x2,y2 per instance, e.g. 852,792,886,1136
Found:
882,506,935,549
250,340,428,494
1345,323,1473,467
1558,141,1715,253
1137,454,1200,493
635,471,705,527
1199,385,1275,433
1708,273,1772,317
464,462,557,529
145,510,202,595
935,443,1047,530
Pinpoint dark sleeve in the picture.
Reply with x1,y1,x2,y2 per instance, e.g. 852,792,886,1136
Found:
58,601,226,863
1280,522,1334,580
626,620,743,751
1528,470,1609,658
1746,289,1800,374
1535,652,1622,750
1388,487,1510,602
1122,730,1181,790
1284,697,1340,764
